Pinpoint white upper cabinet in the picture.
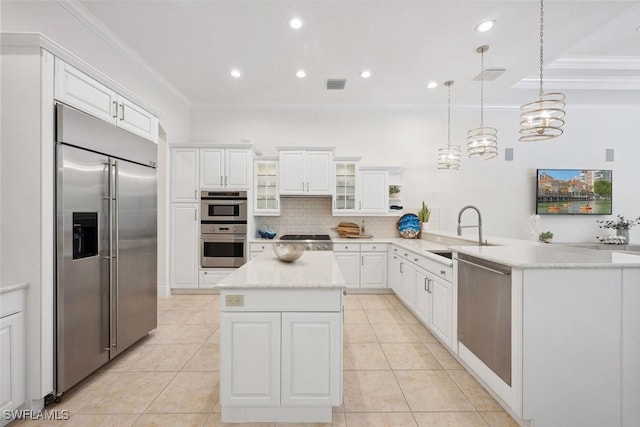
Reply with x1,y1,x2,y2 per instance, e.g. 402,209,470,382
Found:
278,148,334,195
201,148,250,189
54,58,117,123
54,58,158,142
333,164,390,215
359,167,389,214
333,159,359,215
200,149,224,188
171,148,199,203
226,149,251,188
254,158,280,215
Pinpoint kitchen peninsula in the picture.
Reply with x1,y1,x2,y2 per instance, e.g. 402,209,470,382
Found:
214,251,346,423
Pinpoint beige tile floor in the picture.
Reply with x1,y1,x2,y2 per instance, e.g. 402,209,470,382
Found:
13,293,519,427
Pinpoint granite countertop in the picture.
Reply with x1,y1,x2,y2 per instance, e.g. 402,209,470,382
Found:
0,282,29,294
216,251,347,290
250,231,640,268
455,244,640,268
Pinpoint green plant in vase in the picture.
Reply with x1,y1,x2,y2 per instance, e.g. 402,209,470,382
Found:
539,231,553,243
418,202,431,232
389,185,401,198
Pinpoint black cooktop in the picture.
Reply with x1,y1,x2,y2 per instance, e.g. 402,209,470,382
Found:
280,234,331,241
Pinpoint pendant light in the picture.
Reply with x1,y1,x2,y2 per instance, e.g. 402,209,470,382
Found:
467,45,498,160
519,0,565,141
438,81,461,170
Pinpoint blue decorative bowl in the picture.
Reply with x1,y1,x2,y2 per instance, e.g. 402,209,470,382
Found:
258,228,277,239
397,213,421,239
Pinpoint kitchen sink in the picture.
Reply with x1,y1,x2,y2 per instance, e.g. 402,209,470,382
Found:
426,250,453,260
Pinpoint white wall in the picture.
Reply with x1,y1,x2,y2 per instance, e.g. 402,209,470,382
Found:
191,105,640,243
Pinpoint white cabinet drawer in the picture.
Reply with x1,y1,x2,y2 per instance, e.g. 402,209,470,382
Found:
414,255,453,283
200,269,235,287
360,243,387,252
333,243,360,252
250,242,273,252
0,288,25,318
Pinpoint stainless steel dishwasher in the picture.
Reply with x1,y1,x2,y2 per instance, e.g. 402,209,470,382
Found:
456,253,512,385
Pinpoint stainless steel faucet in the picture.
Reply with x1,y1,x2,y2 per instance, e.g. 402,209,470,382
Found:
457,205,484,246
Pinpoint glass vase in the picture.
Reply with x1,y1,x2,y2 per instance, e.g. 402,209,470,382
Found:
616,228,630,244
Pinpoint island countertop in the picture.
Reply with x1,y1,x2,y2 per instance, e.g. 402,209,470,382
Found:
216,251,347,289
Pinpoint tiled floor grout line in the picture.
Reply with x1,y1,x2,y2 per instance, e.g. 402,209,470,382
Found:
357,294,495,427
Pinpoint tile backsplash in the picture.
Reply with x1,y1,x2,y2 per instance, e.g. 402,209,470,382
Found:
254,197,401,238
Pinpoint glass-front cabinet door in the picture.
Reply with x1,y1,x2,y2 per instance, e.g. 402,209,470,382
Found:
254,159,280,215
333,160,359,215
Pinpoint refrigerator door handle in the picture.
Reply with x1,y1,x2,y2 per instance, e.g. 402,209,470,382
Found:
112,160,119,349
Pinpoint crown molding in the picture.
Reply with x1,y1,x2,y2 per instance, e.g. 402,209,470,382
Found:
1,32,163,117
513,75,640,91
57,0,191,107
549,56,640,71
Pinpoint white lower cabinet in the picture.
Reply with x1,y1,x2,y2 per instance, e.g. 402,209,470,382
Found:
360,244,387,288
250,242,274,260
281,313,341,406
0,288,26,426
170,203,199,289
429,273,453,348
334,252,360,288
399,259,417,309
220,289,342,423
415,268,431,325
389,245,454,350
335,243,387,289
220,312,281,406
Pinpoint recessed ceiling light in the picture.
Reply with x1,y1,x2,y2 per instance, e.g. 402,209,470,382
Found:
230,69,241,78
360,70,372,78
475,20,495,32
289,17,303,29
427,81,438,89
296,70,307,78
636,24,640,32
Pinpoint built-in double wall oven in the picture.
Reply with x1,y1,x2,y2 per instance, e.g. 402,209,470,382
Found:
200,191,247,268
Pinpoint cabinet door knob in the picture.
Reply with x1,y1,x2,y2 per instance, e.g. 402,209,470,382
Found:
441,270,446,275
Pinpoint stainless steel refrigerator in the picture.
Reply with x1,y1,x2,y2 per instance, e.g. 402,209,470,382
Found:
55,103,157,394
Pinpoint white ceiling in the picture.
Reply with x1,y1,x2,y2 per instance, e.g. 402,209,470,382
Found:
76,0,640,107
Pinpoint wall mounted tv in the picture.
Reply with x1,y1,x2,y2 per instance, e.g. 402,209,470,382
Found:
536,169,612,215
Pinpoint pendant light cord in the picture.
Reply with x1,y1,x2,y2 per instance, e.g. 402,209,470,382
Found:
447,84,451,146
480,49,485,126
539,0,545,98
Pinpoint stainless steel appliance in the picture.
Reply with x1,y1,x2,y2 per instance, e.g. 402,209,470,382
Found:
279,234,333,251
55,104,157,395
200,191,247,222
456,253,512,385
200,223,247,268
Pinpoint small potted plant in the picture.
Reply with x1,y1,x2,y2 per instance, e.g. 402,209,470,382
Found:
539,231,554,243
389,185,401,199
597,214,640,244
418,201,431,231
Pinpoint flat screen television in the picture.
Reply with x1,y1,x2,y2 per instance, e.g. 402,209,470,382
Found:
536,169,612,215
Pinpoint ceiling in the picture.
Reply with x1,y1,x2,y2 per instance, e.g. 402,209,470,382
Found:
76,0,640,107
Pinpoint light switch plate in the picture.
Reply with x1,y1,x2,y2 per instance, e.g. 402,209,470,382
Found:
225,295,244,307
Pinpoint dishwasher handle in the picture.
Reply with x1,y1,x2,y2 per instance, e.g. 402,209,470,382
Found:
455,257,511,276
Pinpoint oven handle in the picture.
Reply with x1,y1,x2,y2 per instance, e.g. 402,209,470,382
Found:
201,200,246,205
201,235,247,242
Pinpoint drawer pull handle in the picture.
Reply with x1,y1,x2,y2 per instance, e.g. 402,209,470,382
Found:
441,270,446,275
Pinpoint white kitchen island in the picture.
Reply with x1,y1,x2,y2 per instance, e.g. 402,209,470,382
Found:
215,251,346,423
